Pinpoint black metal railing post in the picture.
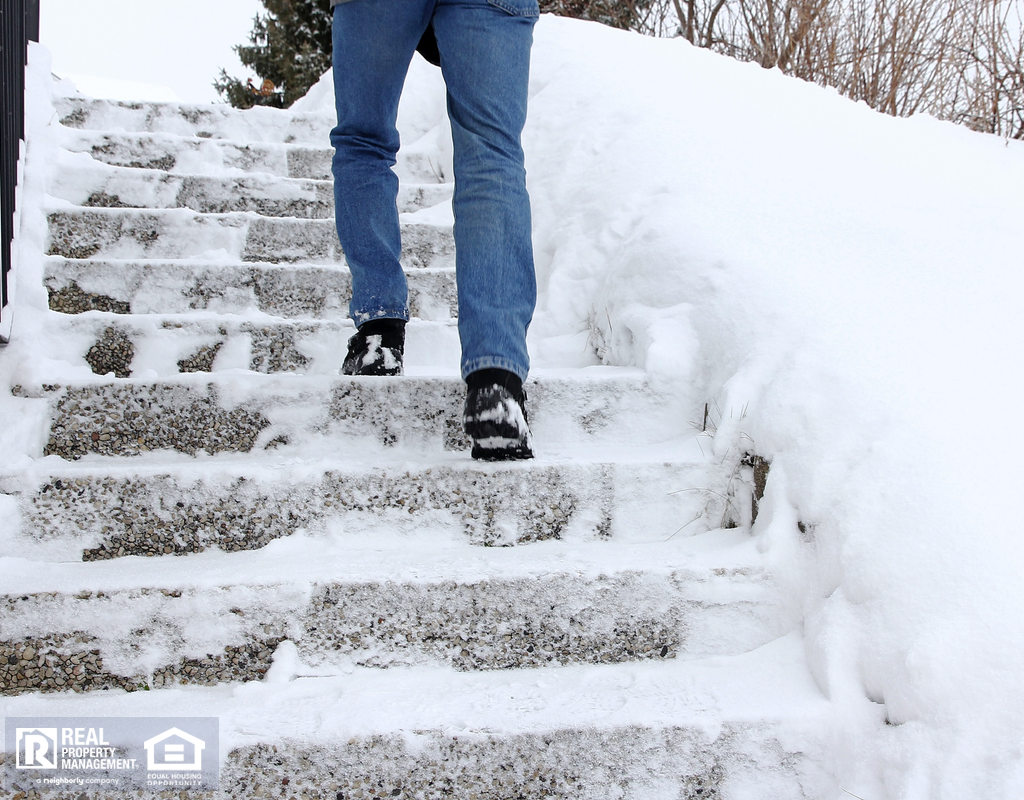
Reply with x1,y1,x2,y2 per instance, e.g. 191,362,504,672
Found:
1,0,39,343
25,0,37,41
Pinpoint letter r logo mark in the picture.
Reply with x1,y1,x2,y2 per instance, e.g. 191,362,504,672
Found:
15,728,58,769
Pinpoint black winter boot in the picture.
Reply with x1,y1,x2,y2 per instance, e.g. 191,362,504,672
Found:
342,318,405,377
463,369,534,461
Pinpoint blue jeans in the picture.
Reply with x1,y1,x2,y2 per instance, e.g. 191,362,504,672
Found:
331,0,538,382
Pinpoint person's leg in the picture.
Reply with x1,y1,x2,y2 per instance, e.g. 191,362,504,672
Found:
330,0,433,328
430,0,538,383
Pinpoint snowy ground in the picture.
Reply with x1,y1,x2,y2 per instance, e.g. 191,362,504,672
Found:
305,15,1024,796
5,11,1024,798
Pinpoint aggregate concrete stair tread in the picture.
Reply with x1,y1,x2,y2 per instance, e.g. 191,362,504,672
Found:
0,634,832,799
0,532,792,694
37,314,460,377
58,126,330,178
55,96,335,144
56,111,447,184
23,370,675,459
3,450,732,559
54,164,331,219
52,160,452,217
45,208,455,266
45,257,457,320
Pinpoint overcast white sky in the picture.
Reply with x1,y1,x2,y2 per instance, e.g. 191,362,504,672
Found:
40,0,264,103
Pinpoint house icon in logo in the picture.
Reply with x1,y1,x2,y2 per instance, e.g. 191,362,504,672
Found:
15,728,58,769
144,727,205,771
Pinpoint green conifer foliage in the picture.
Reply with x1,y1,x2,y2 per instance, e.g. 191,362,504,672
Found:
215,0,332,109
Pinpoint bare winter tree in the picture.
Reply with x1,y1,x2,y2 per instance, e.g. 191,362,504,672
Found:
619,0,1024,138
221,0,1022,137
946,0,1024,136
538,0,644,29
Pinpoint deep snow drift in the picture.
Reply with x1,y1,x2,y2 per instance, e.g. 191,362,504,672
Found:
521,18,1024,797
302,14,1024,797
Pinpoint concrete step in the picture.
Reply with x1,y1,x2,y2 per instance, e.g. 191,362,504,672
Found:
18,370,684,461
52,161,452,218
3,451,730,560
0,531,788,694
0,635,832,798
45,258,457,321
59,127,449,184
56,96,334,144
54,161,331,218
45,208,455,267
61,126,306,175
36,316,460,377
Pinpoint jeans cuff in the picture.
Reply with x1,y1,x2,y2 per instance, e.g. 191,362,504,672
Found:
352,309,409,327
461,356,528,384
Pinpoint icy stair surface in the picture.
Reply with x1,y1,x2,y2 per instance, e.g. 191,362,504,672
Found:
0,95,834,798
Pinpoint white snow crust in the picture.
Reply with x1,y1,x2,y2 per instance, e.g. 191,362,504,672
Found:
2,14,1024,796
296,16,1024,797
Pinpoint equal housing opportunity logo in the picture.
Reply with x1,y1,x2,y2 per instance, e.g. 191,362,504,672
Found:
5,717,218,793
145,727,206,771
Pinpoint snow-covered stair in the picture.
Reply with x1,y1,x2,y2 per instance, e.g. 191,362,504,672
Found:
0,95,833,798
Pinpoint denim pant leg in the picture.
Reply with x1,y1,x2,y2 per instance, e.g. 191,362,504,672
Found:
330,0,434,326
432,0,538,382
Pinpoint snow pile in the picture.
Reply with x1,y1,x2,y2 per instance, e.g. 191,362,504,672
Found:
529,19,1024,797
53,73,183,103
297,15,1024,796
527,20,1024,796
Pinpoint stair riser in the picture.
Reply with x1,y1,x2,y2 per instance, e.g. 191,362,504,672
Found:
51,165,452,218
63,128,292,174
222,728,819,800
45,259,457,321
0,571,777,695
62,130,441,184
9,461,721,559
32,376,678,460
57,97,334,144
46,210,455,267
62,129,329,178
42,318,461,377
1,725,826,800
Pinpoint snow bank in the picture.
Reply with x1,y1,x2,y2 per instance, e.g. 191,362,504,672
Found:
524,18,1024,797
0,42,61,478
295,15,1024,796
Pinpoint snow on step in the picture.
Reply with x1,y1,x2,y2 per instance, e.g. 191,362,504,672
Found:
55,96,334,144
51,162,451,218
59,127,331,178
59,128,447,185
0,531,789,694
45,258,457,320
21,370,680,459
54,159,327,218
0,635,831,799
5,454,726,559
38,315,460,377
45,208,455,267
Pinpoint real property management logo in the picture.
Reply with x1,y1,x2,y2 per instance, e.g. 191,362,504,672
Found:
5,717,218,793
15,728,58,770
